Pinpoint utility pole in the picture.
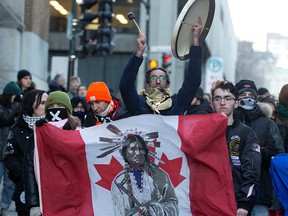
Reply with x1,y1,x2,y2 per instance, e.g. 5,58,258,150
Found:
67,0,77,91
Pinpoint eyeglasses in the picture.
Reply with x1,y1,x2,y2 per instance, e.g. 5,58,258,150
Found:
149,75,167,82
212,96,236,103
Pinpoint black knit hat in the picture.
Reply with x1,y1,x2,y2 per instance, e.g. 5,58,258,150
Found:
17,69,31,81
258,87,269,96
235,80,258,99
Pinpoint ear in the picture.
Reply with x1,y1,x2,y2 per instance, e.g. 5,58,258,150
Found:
234,100,239,109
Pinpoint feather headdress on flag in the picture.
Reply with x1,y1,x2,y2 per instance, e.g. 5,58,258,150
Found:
97,124,164,163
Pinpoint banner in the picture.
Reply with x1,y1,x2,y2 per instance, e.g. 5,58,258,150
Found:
35,113,236,216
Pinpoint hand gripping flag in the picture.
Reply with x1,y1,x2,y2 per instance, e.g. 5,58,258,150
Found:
35,113,237,216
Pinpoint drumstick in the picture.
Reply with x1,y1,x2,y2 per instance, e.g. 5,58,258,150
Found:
181,21,210,31
127,12,143,35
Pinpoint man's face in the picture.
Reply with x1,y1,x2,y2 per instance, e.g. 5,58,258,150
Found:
126,140,146,168
212,88,238,117
20,76,32,89
147,69,169,88
238,91,255,99
89,100,109,115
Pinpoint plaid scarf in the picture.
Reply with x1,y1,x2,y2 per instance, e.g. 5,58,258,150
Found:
23,115,45,129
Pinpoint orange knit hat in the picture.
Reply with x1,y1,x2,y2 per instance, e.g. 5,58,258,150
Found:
86,82,112,103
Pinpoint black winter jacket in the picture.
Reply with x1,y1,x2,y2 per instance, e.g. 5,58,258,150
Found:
0,101,20,160
4,118,32,212
226,117,261,212
119,46,202,115
235,106,284,206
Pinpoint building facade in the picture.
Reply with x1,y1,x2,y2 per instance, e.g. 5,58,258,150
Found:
0,0,237,94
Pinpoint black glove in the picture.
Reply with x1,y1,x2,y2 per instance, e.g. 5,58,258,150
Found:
35,119,48,127
14,94,23,103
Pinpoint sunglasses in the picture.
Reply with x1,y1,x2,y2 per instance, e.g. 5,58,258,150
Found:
149,75,167,82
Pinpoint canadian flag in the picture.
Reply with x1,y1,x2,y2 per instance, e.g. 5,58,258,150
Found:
35,113,237,216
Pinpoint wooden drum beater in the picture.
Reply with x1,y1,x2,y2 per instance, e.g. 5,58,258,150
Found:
127,12,143,35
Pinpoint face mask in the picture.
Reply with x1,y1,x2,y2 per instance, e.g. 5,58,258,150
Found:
239,97,256,110
46,108,68,122
73,111,86,120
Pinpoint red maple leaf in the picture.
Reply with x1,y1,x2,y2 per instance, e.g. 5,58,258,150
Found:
158,153,185,187
94,156,123,191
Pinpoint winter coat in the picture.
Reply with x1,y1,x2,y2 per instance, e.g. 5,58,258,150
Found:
226,117,261,212
4,117,32,212
83,99,130,127
235,105,285,207
119,46,202,115
0,101,20,160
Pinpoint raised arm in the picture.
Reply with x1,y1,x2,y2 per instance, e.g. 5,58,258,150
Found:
175,17,203,114
119,34,147,115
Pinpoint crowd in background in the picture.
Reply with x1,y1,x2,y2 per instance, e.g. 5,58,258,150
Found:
0,18,287,216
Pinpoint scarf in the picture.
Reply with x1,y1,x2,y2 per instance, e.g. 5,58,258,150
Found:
23,115,45,129
97,100,115,117
277,103,288,121
238,97,256,110
141,87,172,114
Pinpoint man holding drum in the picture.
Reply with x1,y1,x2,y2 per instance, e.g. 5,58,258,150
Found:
119,18,203,116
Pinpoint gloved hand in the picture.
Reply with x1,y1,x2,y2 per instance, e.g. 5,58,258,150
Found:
35,119,48,127
14,94,23,103
30,206,42,216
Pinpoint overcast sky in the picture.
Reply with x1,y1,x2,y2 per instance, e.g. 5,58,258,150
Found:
227,0,288,51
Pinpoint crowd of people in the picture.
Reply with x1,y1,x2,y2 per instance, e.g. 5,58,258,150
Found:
0,17,287,216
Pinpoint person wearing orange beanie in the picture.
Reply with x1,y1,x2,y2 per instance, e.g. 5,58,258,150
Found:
84,82,130,126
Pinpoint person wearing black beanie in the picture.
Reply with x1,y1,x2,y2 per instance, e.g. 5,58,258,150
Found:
235,79,284,215
17,69,35,96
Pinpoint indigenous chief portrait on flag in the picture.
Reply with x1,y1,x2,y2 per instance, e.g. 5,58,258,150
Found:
35,114,237,216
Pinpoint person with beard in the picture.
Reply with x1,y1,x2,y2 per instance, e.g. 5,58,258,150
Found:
119,17,203,116
70,96,89,127
23,91,80,216
185,87,213,115
4,90,47,216
235,80,284,216
83,82,130,127
211,80,261,216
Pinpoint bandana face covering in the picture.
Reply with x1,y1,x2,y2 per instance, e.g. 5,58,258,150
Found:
46,108,68,122
97,101,115,117
239,97,256,110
